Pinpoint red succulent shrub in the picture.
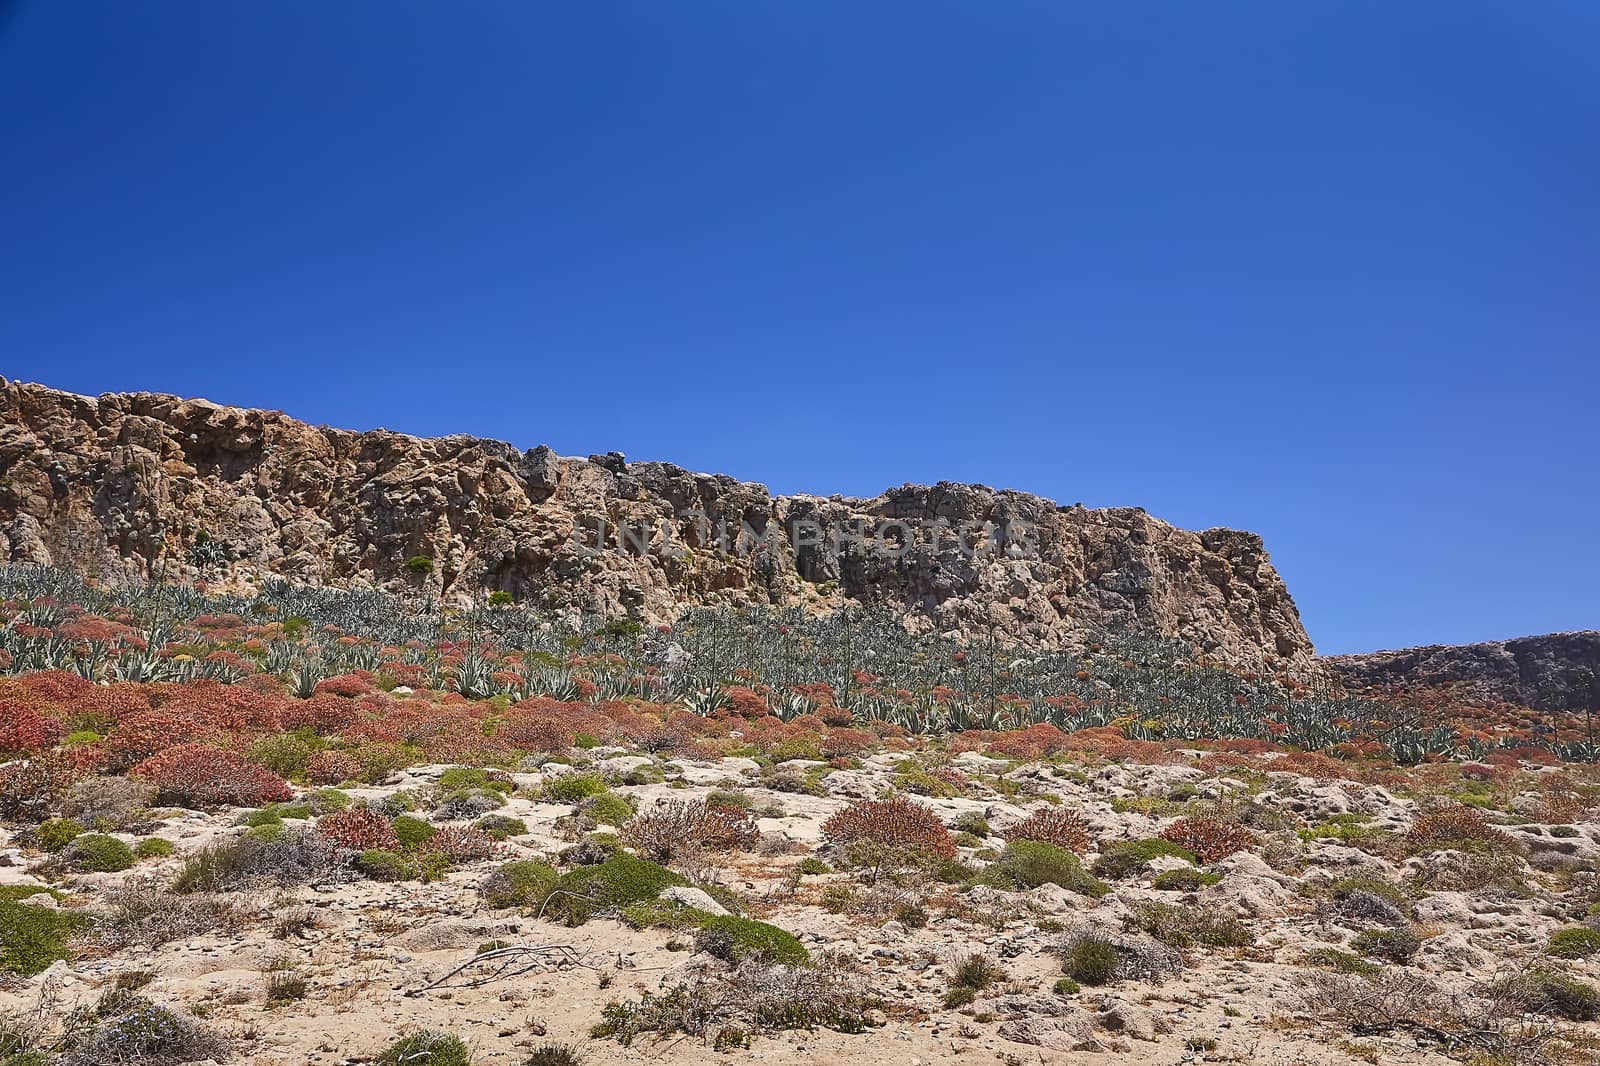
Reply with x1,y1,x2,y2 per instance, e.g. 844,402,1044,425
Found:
422,824,499,863
1001,807,1092,853
131,743,293,808
622,799,761,861
821,795,955,859
315,807,400,851
279,693,362,736
1406,805,1515,850
108,709,220,768
723,686,770,719
315,671,379,699
1160,816,1256,864
0,704,65,756
305,749,363,785
819,728,874,760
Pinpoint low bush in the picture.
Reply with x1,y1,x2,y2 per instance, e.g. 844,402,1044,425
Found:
92,879,236,949
1548,927,1600,959
34,817,83,853
694,917,809,967
134,837,175,859
977,841,1107,897
480,860,560,909
1001,808,1092,853
1305,947,1381,976
543,853,686,926
591,959,873,1044
1151,868,1220,891
0,886,90,976
355,850,418,881
392,814,437,850
540,773,608,804
474,815,528,840
1127,900,1253,949
316,807,401,851
1159,817,1255,864
65,834,136,873
1496,967,1599,1021
580,791,634,827
66,991,227,1065
376,1030,469,1066
1353,926,1420,963
822,796,955,860
623,800,761,862
172,830,340,894
1061,935,1119,985
130,743,292,808
1091,839,1197,879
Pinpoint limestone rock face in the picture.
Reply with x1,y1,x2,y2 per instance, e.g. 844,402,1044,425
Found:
1329,632,1600,710
0,378,1319,675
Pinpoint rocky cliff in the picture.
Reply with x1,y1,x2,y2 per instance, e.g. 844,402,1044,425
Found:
0,378,1319,676
1329,632,1600,711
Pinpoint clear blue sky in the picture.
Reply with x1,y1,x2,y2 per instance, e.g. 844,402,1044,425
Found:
2,2,1596,655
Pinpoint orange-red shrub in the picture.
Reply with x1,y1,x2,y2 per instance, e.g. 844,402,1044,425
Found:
1001,807,1092,853
822,795,955,859
315,807,400,851
1160,816,1255,864
131,743,292,808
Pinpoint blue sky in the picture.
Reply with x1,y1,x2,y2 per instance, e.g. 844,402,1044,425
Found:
2,2,1596,655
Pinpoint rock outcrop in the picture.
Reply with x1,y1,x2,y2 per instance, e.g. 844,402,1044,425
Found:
1330,631,1600,711
0,378,1318,675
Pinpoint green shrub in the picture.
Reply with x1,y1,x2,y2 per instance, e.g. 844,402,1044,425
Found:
950,953,1006,991
1305,947,1381,976
543,854,685,926
404,556,435,575
794,857,830,876
474,815,528,841
1550,825,1581,838
1548,927,1600,959
35,817,82,852
978,841,1107,897
1329,877,1413,916
66,834,136,873
377,1030,468,1066
521,1042,582,1066
541,774,608,804
438,767,513,794
620,898,715,931
1497,967,1599,1021
487,591,514,607
0,886,90,976
134,837,175,859
249,733,320,778
1062,936,1119,985
1151,868,1221,892
1052,977,1080,996
480,860,559,910
694,917,809,967
1091,839,1196,879
1353,926,1420,963
1128,900,1253,949
356,850,419,882
581,792,635,826
392,814,438,849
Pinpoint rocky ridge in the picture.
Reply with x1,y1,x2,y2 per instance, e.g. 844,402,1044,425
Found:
0,379,1318,676
1330,631,1600,711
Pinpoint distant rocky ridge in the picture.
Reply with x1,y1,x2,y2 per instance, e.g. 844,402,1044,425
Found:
1329,631,1600,712
0,378,1321,677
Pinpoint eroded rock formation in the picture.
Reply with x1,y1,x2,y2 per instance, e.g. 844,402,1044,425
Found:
0,378,1318,675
